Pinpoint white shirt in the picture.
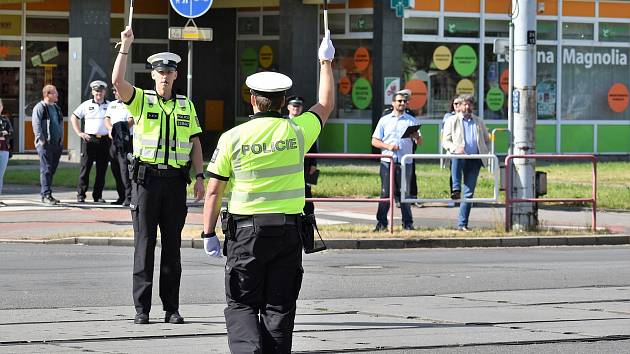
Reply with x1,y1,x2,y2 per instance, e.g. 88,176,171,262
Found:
105,100,133,135
73,99,109,135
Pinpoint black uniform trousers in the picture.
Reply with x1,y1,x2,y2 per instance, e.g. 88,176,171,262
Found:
109,143,132,203
224,219,303,354
131,173,188,314
77,136,110,200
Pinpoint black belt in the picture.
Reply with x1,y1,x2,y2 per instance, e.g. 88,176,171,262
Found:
144,164,182,178
233,214,299,229
89,134,108,139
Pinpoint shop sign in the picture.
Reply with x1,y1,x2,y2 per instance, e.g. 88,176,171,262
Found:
352,78,372,110
498,48,628,69
455,79,474,96
404,79,428,111
354,47,370,72
31,54,42,67
432,45,452,70
339,76,352,95
453,45,477,77
240,47,258,76
384,77,400,104
486,87,505,112
41,46,59,62
258,45,273,69
608,83,629,113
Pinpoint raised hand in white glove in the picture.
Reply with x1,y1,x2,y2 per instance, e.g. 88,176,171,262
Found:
203,234,222,258
318,30,335,62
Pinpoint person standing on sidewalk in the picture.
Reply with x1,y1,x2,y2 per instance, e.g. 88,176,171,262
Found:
201,31,335,353
442,95,490,231
71,80,111,203
372,92,422,231
104,88,134,206
0,98,13,207
31,85,64,205
113,26,205,325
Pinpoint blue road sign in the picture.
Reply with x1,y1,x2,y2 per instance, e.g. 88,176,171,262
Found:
170,0,213,19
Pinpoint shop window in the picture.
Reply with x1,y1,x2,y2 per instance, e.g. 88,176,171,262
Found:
132,43,168,64
444,17,479,38
0,14,21,36
562,22,594,40
236,41,280,117
485,20,509,38
404,17,438,35
320,13,346,35
349,14,373,33
599,22,630,43
263,15,279,36
110,17,124,38
0,40,21,61
25,41,69,116
26,17,69,35
537,20,557,40
132,18,169,40
561,46,630,120
332,40,373,119
403,42,479,119
238,16,260,35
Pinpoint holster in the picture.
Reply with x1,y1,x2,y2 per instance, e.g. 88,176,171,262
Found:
299,214,326,254
128,156,146,185
181,162,192,184
221,209,235,256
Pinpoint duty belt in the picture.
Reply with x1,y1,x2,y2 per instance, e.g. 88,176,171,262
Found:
232,214,299,229
89,134,107,139
143,163,182,178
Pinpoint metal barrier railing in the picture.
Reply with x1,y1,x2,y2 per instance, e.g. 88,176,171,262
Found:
305,153,396,233
489,128,511,173
504,154,597,232
400,154,501,204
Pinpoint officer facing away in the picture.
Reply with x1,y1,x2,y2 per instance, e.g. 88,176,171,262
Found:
112,26,206,325
201,31,335,353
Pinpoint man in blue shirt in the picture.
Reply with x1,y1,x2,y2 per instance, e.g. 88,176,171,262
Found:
371,92,422,231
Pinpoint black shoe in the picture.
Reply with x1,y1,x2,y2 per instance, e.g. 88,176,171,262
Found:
134,313,149,324
111,199,124,205
373,223,387,232
165,311,184,324
94,198,106,203
77,196,85,203
451,190,461,200
122,200,131,207
41,195,58,205
403,224,415,231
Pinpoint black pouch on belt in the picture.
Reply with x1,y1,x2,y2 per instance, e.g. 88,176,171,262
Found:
300,214,326,254
220,210,235,256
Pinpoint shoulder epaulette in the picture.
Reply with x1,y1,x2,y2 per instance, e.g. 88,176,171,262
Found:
144,90,156,105
175,94,187,109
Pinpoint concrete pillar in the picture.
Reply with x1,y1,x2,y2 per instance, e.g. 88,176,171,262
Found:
372,2,403,140
68,0,111,161
279,0,318,108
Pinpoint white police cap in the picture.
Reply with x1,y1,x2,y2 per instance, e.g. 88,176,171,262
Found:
246,71,292,93
90,80,107,90
147,52,181,71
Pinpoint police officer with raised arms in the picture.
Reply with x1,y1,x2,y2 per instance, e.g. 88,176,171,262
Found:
112,26,205,325
201,31,335,353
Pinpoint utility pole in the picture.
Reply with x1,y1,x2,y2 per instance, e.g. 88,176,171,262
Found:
510,0,538,230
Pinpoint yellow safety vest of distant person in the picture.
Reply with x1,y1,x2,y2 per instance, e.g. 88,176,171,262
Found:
125,87,202,168
207,111,321,214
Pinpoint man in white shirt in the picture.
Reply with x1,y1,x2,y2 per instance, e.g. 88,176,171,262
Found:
105,88,134,206
371,91,422,231
71,80,111,203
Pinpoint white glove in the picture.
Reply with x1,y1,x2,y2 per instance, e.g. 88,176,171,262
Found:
318,30,335,62
203,235,222,258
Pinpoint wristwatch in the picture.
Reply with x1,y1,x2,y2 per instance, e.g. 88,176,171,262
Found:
195,172,205,180
201,231,216,239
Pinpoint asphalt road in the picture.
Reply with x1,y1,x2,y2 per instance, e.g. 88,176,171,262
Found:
1,244,629,353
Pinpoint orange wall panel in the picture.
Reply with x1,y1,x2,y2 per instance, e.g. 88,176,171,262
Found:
349,0,372,9
444,0,480,13
24,121,68,150
134,0,168,15
111,0,124,14
0,3,20,10
205,100,224,131
600,1,630,18
485,0,510,14
414,0,440,11
27,0,69,11
563,0,595,17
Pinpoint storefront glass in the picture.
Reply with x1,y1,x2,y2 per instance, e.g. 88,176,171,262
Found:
236,41,280,117
25,41,69,116
333,39,373,120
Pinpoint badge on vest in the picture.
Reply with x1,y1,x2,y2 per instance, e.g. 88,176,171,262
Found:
147,112,159,119
88,107,95,111
177,114,189,120
177,120,190,127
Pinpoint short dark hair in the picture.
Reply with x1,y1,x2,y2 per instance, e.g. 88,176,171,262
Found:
254,93,284,112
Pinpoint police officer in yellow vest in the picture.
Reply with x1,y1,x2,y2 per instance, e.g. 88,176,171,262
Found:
112,26,205,325
201,31,335,353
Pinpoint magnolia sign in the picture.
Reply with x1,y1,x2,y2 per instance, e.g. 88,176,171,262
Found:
498,48,628,69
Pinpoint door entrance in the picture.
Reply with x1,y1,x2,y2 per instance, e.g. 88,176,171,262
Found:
0,67,20,153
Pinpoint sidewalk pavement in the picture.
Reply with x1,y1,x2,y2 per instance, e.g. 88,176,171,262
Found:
1,184,629,248
1,286,629,352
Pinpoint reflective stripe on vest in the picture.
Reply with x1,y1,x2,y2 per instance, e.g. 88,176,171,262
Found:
228,187,305,202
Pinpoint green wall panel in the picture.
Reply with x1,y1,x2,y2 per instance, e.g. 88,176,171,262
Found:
535,125,556,153
561,125,594,153
347,124,374,153
598,125,630,153
319,123,345,153
417,124,439,153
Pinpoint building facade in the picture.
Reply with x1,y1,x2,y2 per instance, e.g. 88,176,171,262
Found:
1,0,629,156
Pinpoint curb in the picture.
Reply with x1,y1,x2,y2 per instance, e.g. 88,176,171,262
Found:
1,235,629,249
